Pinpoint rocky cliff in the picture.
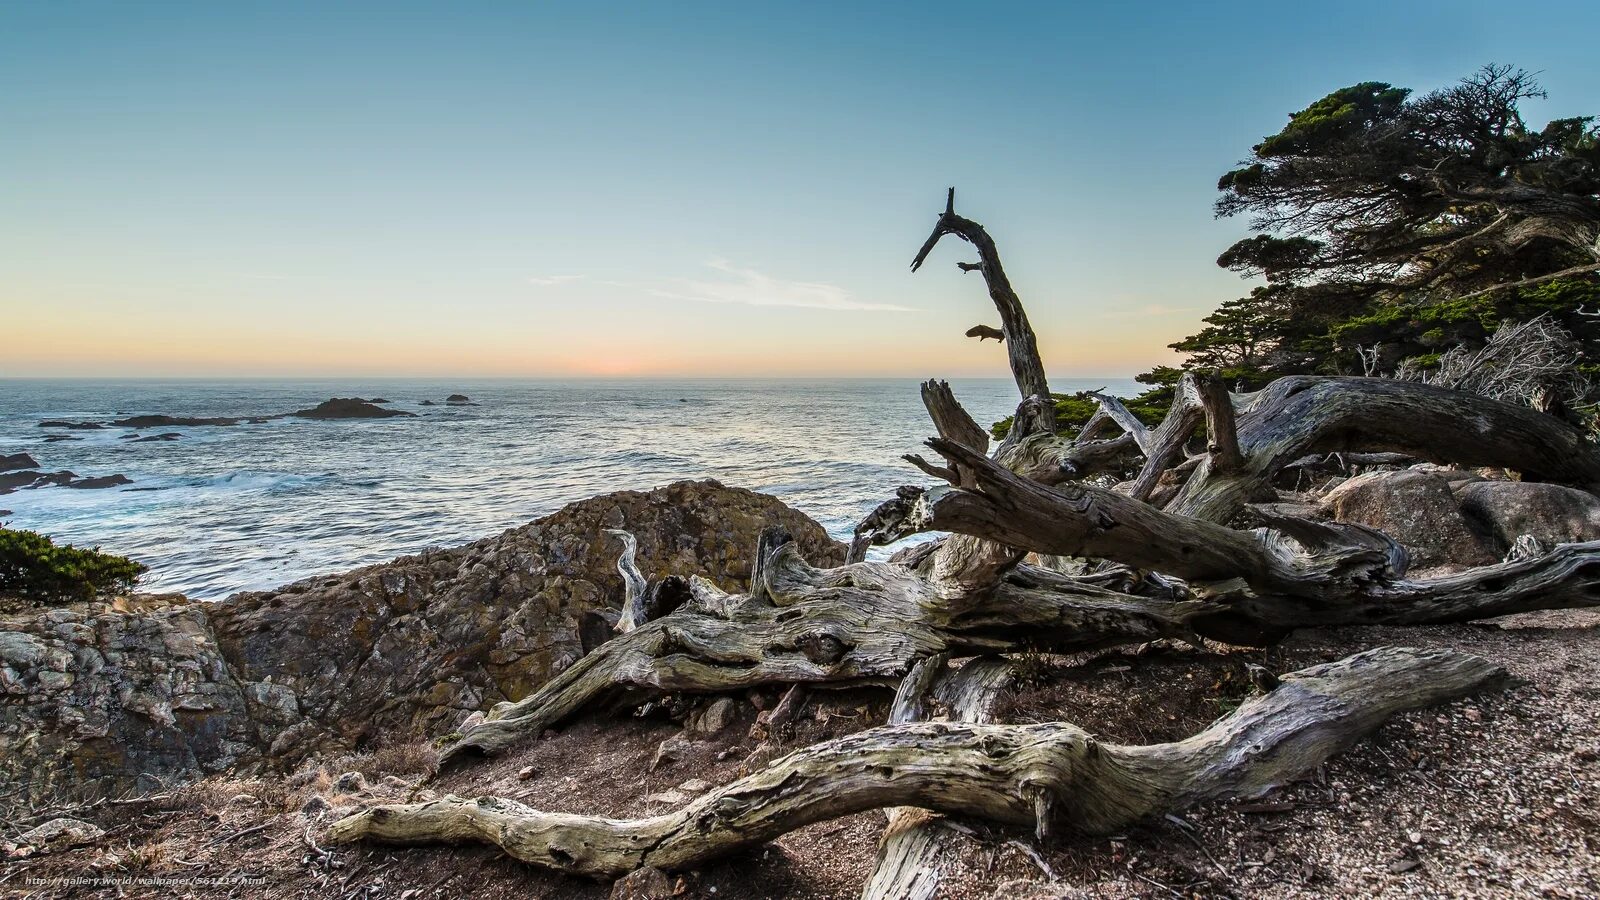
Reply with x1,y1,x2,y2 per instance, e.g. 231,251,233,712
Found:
0,480,843,803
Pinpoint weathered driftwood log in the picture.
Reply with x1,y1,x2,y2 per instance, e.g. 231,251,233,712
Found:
906,437,1600,635
864,655,1016,900
438,545,1216,764
1163,375,1600,523
331,647,1503,880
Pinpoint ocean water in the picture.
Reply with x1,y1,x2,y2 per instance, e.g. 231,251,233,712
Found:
0,378,1140,600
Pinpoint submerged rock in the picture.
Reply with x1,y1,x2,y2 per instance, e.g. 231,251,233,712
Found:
64,474,133,490
287,398,418,420
123,432,182,442
111,415,258,428
38,421,104,430
0,480,843,801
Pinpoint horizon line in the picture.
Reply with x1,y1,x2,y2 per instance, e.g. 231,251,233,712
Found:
0,372,1144,382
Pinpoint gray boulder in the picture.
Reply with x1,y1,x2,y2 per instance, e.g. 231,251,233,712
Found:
1456,481,1600,548
1320,469,1500,569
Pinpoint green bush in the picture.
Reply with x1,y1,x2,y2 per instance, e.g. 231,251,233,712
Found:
0,527,147,604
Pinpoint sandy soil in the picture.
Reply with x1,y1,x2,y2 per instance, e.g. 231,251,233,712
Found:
5,613,1598,899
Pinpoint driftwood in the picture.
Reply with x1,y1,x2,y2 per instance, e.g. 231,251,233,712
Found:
864,655,1016,900
334,189,1600,890
332,648,1503,879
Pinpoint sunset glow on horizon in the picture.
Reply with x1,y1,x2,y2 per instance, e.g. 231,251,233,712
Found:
6,2,1597,379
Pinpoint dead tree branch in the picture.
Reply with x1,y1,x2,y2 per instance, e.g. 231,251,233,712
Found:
332,648,1504,879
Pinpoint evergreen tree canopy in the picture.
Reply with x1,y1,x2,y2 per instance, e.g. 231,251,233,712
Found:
1145,65,1600,406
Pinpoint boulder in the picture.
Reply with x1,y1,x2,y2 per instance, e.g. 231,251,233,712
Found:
610,866,677,900
688,696,740,734
1456,481,1600,548
0,480,843,801
0,453,39,472
1320,469,1500,569
445,394,471,403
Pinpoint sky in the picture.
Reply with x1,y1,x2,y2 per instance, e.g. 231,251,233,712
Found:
4,1,1598,379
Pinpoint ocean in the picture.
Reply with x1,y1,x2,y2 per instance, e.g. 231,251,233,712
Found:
0,377,1141,599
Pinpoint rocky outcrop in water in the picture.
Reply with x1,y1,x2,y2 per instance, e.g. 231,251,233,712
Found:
38,398,424,431
287,398,416,420
0,480,843,802
1,453,40,472
111,415,265,428
0,470,133,496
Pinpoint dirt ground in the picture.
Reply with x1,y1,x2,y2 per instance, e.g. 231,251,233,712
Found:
5,612,1598,899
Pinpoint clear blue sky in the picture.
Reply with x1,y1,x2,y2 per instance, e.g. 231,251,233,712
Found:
4,1,1597,377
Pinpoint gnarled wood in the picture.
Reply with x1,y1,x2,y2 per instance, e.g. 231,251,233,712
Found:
332,647,1504,880
912,188,1050,416
866,655,1016,900
1167,375,1600,523
437,545,1218,764
1126,373,1204,503
1198,373,1243,474
606,529,649,633
911,438,1600,636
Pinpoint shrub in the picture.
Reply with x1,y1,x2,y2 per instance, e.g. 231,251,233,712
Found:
0,527,147,605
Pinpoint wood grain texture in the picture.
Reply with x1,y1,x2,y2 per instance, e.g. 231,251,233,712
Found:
334,647,1503,879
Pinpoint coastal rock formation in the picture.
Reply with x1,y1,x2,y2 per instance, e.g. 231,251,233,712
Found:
445,394,471,403
0,596,259,802
287,398,417,420
0,453,40,472
0,480,842,802
37,398,423,431
111,415,264,428
0,470,133,496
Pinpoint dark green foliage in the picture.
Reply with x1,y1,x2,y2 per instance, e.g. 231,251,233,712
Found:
0,527,147,605
990,389,1167,441
1251,82,1411,158
1137,65,1600,416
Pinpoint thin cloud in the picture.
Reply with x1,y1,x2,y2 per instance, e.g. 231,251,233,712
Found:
648,259,913,312
528,274,586,286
